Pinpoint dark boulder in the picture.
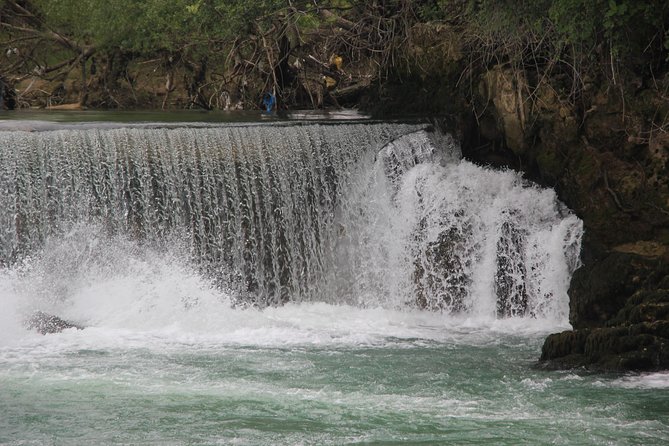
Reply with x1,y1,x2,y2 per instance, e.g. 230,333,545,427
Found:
539,249,669,372
568,249,666,329
25,311,84,335
540,322,669,372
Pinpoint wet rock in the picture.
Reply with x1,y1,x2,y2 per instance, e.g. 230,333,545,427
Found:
568,250,662,329
539,329,591,369
480,66,531,154
540,251,669,372
413,215,476,312
610,289,669,326
495,217,528,317
25,311,84,335
540,322,669,372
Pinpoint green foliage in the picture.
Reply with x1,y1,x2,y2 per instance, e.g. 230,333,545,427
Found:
416,0,468,22
547,0,600,45
415,0,668,76
8,0,669,94
549,0,669,54
469,0,553,35
416,0,668,54
32,0,288,54
34,0,189,52
295,11,321,32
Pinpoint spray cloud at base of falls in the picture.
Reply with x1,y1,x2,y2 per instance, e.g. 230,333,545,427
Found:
0,122,582,325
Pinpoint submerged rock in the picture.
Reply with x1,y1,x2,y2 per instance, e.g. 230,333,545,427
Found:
25,311,84,335
413,213,477,313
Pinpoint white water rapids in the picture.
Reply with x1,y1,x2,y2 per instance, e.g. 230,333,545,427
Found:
0,122,582,336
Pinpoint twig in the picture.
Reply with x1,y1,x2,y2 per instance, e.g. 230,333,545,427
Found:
603,169,633,213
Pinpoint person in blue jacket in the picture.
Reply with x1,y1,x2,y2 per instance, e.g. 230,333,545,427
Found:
262,92,276,113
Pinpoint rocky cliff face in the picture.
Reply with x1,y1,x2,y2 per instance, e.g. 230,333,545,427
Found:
541,247,669,371
470,66,669,371
368,25,669,370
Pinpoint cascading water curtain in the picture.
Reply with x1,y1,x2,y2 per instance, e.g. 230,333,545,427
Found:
0,123,427,306
324,130,582,321
0,123,581,317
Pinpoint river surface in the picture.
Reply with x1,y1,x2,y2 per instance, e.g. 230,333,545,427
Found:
1,304,668,445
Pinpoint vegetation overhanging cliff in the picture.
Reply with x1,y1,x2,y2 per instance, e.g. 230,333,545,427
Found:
2,0,669,371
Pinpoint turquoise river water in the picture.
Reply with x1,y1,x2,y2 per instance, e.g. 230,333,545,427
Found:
1,304,668,445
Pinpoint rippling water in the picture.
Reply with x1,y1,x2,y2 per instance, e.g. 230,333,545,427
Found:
1,306,668,445
1,251,667,445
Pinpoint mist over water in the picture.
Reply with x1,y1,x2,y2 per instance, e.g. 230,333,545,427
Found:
1,122,667,445
0,222,570,349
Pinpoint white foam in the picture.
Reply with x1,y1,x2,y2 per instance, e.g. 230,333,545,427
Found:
521,377,553,391
0,269,25,344
329,156,582,318
0,210,574,354
612,372,669,389
0,233,566,352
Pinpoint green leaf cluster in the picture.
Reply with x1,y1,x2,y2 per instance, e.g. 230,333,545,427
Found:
417,0,668,58
548,0,668,52
32,0,287,54
414,0,668,82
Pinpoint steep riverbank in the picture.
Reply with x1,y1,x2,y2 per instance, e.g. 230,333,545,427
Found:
339,16,668,370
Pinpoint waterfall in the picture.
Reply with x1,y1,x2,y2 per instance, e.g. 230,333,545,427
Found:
324,129,582,319
0,122,582,318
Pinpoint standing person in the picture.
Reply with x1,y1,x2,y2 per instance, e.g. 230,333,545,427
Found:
0,78,16,110
262,91,276,113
